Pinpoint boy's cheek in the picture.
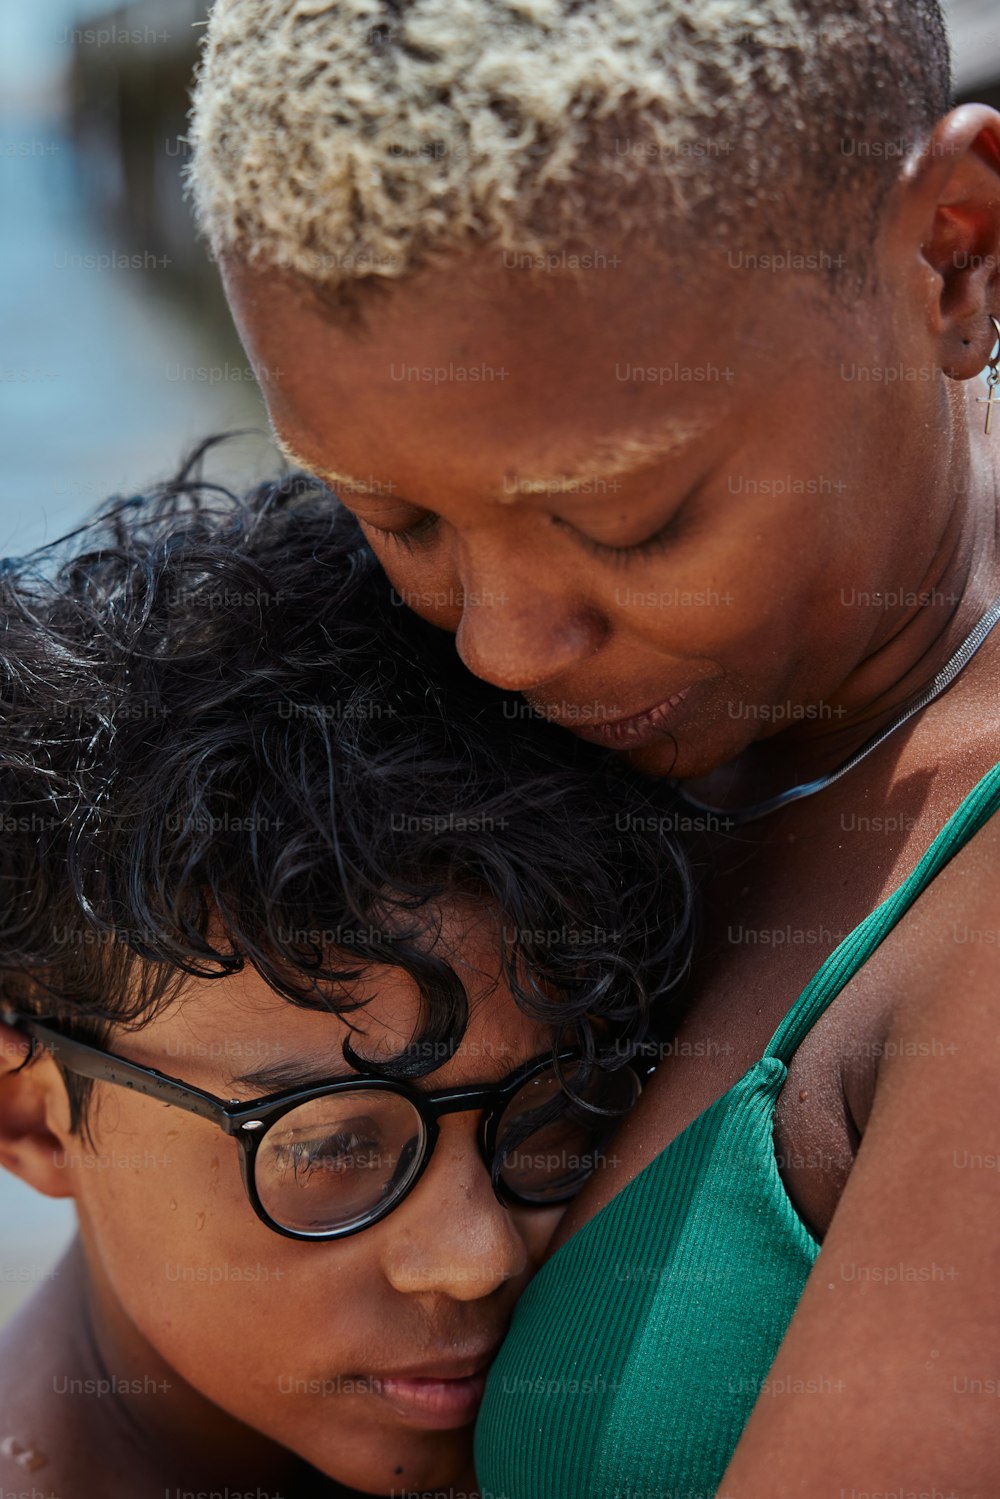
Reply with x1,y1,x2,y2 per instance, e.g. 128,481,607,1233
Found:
76,1147,361,1397
74,1115,288,1321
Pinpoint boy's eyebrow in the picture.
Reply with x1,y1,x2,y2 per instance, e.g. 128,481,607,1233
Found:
275,415,712,505
229,1054,355,1095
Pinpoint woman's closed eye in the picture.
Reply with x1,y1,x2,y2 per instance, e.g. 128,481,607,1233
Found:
362,512,441,552
362,497,692,562
549,506,687,563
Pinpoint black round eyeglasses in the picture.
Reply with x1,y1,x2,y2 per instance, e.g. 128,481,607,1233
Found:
3,1012,651,1241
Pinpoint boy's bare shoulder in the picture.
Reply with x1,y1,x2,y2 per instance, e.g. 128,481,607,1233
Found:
0,1282,136,1499
0,1295,72,1498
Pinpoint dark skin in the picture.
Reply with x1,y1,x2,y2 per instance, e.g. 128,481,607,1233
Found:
221,104,1000,1494
0,906,562,1499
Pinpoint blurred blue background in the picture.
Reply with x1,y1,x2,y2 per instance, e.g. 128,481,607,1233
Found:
1,0,998,1325
0,0,283,1325
0,0,278,560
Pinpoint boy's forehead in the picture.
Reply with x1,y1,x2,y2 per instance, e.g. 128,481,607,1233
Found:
125,904,545,1089
122,967,543,1097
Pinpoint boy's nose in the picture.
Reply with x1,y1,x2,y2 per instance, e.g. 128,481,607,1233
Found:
379,1126,530,1302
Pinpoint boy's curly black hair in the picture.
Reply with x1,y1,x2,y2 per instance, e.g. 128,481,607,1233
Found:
0,440,695,1132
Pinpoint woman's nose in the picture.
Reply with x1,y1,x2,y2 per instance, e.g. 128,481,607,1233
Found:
454,584,606,694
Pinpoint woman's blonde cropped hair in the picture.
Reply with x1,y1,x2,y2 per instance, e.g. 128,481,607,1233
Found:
187,0,951,301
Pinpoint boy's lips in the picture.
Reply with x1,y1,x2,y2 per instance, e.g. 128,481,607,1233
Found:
368,1369,490,1427
356,1346,502,1429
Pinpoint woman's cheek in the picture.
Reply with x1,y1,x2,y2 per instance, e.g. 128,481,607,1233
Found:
513,1204,566,1268
362,532,465,630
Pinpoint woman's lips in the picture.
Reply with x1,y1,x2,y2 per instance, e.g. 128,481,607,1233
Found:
554,687,694,748
368,1370,489,1428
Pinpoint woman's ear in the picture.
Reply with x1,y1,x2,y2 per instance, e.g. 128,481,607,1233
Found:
0,1021,77,1199
893,103,1000,376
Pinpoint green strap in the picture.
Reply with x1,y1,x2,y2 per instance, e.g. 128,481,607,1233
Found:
765,759,1000,1066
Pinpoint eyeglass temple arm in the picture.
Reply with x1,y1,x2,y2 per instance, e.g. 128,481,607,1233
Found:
3,1014,233,1128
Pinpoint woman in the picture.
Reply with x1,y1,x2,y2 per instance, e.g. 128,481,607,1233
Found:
0,462,691,1497
189,1,1000,1492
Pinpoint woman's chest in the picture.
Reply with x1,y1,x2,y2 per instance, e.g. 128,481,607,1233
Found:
652,839,893,1232
558,774,964,1251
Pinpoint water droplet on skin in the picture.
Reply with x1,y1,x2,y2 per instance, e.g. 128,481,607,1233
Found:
0,1437,48,1470
168,1198,178,1211
164,1131,180,1143
194,1211,206,1231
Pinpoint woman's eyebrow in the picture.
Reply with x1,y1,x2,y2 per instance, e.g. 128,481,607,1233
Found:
496,420,715,500
274,438,401,500
274,415,713,504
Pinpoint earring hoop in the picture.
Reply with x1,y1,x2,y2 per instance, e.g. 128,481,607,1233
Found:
977,314,1000,435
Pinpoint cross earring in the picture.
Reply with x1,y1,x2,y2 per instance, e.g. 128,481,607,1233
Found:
978,314,1000,436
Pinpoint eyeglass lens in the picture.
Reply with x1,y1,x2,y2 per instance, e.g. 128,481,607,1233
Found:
493,1061,640,1203
254,1089,426,1235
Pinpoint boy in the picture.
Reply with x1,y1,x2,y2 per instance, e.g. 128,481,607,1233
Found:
0,453,692,1497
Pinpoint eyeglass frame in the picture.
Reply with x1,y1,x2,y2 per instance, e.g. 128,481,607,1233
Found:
1,1010,653,1242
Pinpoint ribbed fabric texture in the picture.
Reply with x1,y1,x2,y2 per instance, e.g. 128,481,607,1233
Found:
476,759,1000,1499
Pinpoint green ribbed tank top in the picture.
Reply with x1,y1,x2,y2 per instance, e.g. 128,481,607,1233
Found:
476,759,1000,1499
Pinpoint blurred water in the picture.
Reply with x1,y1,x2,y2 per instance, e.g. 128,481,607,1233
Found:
0,1176,74,1330
0,113,276,553
0,7,278,1327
